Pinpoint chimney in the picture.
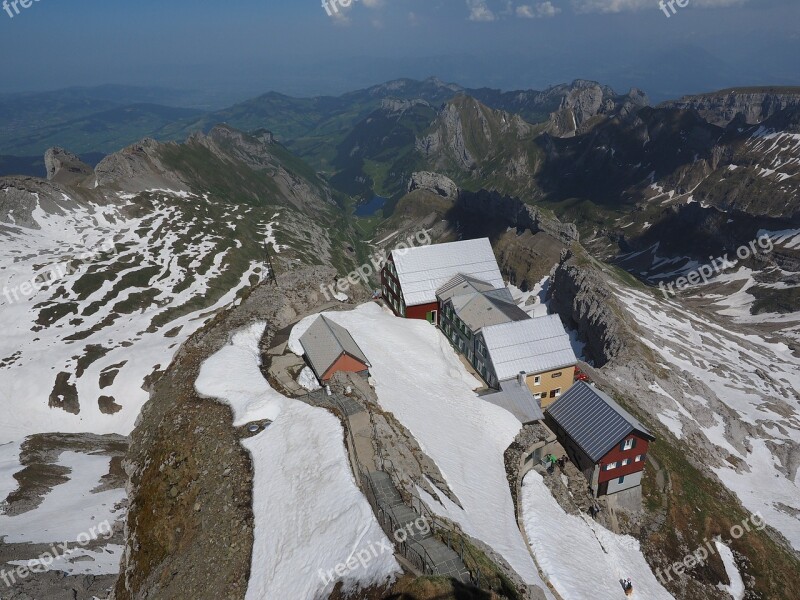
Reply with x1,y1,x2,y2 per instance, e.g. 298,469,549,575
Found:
518,371,526,386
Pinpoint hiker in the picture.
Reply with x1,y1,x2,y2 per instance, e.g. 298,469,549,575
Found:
623,578,634,596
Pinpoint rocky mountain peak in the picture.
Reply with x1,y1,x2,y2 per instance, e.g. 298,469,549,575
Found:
43,146,93,185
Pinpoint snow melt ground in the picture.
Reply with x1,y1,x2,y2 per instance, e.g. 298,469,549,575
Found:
0,191,283,445
0,190,290,577
196,323,399,600
289,304,554,596
615,287,800,550
521,471,674,600
0,451,126,576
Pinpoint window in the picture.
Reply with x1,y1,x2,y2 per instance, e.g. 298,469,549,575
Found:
622,438,635,452
605,462,617,471
533,375,541,386
618,476,625,484
621,459,630,467
477,342,485,356
635,455,643,463
549,388,562,399
551,371,563,379
540,393,547,400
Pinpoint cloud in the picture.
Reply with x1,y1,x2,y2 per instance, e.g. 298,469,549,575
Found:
467,0,497,21
517,2,562,17
572,0,749,12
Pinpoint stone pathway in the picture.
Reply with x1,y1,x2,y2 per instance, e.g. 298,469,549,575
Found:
301,387,472,583
364,471,471,582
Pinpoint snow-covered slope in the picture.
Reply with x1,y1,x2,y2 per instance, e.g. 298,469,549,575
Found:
0,190,287,443
613,287,800,550
521,470,674,600
196,322,400,600
289,304,555,596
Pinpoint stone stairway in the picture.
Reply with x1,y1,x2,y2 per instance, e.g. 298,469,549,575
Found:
364,471,471,582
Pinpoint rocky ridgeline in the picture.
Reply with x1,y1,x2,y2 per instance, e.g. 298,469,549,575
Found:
457,188,579,246
407,171,459,199
548,80,649,137
548,248,630,367
663,87,800,127
407,171,579,246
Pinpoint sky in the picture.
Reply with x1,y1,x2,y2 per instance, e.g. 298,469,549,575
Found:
0,0,798,103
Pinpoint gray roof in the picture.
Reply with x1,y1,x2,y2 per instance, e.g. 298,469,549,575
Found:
483,380,544,423
436,273,498,303
451,290,529,332
546,382,655,462
391,238,504,307
299,316,370,379
480,315,577,381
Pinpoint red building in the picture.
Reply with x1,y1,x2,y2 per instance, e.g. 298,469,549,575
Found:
545,381,655,497
298,315,371,384
381,238,504,323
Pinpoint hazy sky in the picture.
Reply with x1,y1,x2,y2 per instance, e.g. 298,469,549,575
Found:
1,0,798,101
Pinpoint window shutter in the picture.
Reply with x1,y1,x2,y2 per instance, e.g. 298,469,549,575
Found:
620,441,625,452
631,438,638,449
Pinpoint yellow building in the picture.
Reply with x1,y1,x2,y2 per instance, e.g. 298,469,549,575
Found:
475,315,578,409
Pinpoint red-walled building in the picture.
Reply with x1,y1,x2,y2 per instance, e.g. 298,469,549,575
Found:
299,315,371,384
545,381,655,497
381,238,504,323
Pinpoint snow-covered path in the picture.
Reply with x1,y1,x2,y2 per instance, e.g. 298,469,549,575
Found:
196,322,400,600
521,471,674,600
290,304,554,596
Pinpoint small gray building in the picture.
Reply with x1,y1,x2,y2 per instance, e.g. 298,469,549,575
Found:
299,315,371,384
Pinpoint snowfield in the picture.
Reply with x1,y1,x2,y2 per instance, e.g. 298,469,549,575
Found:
289,303,555,596
196,322,400,600
521,471,674,600
0,189,291,580
615,287,800,550
0,191,279,444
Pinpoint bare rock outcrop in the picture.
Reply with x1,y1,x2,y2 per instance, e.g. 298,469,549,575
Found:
547,248,631,366
407,171,459,199
662,87,800,126
44,147,93,185
456,188,579,245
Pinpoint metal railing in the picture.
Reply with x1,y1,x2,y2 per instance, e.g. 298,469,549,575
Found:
357,467,440,577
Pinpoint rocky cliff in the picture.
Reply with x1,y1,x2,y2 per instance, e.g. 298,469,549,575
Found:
547,248,631,367
662,87,800,126
44,147,93,186
456,188,579,246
